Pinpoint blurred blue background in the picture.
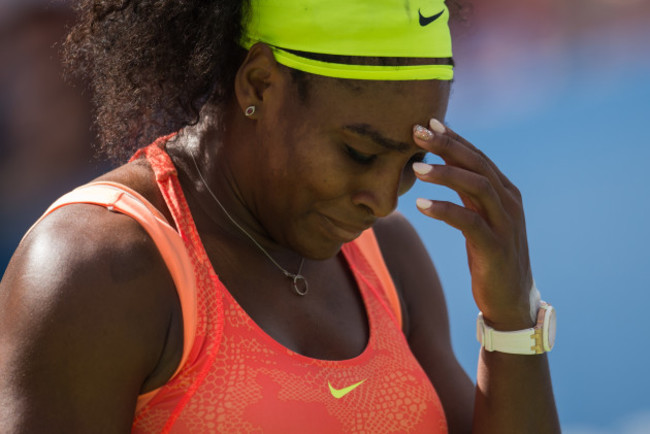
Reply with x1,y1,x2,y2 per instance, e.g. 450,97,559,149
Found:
1,0,649,432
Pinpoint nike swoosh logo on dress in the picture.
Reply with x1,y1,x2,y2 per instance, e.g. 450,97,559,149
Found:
328,380,366,399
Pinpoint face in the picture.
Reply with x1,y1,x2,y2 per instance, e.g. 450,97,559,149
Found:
235,69,450,260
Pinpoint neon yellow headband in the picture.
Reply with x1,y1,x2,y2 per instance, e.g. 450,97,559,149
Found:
241,0,454,81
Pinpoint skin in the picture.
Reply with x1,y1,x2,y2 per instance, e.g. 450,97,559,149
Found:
0,43,559,432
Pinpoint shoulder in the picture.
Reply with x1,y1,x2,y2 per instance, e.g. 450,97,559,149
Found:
373,212,444,337
373,211,430,287
374,212,475,430
372,211,453,357
10,157,174,303
373,211,428,273
96,156,176,223
372,211,417,244
0,168,176,430
18,192,170,290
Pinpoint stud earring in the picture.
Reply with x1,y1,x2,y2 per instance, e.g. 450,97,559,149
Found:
244,105,256,117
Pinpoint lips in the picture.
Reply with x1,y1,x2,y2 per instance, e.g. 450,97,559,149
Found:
319,214,372,243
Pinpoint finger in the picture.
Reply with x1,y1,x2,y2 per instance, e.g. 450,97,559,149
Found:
415,198,495,248
413,124,501,186
412,162,507,225
430,120,519,195
413,123,518,207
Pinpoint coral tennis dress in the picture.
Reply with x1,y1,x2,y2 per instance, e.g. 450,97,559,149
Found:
40,137,448,433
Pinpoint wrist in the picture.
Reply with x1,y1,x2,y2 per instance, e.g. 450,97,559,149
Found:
481,315,535,332
480,280,541,331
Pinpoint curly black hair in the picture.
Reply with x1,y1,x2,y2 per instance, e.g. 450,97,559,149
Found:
64,0,468,161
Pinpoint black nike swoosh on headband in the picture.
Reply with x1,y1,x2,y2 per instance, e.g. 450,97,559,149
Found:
418,9,444,27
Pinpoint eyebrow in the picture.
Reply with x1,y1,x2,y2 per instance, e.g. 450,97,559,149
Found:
342,123,411,153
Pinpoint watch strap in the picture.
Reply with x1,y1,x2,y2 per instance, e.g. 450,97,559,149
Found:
477,302,554,355
477,313,539,355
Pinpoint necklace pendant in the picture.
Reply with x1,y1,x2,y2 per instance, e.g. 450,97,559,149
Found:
292,274,309,296
192,152,311,296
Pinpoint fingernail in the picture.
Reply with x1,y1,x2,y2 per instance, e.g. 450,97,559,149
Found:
416,198,433,210
412,162,433,175
429,118,446,134
413,125,434,141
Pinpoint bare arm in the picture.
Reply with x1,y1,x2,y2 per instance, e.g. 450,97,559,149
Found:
376,118,560,433
0,204,178,432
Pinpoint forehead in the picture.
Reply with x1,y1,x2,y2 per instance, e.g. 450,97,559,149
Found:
294,77,451,143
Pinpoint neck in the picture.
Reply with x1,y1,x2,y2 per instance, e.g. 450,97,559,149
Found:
166,114,305,268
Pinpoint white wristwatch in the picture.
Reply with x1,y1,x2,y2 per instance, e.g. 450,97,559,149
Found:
476,302,556,355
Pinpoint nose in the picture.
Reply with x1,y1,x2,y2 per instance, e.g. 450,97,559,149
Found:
351,167,404,218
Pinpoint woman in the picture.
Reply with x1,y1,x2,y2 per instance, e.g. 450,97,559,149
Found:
0,0,560,432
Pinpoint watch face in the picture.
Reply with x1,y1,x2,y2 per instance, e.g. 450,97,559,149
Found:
544,307,557,351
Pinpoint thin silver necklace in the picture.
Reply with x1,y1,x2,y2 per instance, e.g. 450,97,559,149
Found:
190,152,308,296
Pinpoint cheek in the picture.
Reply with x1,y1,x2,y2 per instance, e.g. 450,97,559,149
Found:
297,156,352,204
266,139,349,213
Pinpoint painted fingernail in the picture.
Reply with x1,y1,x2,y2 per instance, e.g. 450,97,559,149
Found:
429,118,446,134
413,125,434,141
416,198,433,210
412,162,433,175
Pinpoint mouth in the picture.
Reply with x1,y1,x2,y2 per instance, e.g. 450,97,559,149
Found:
319,214,372,243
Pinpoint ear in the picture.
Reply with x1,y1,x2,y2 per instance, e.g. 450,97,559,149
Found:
234,43,284,119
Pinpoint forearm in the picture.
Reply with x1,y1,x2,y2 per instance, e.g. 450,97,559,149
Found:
472,350,560,433
409,119,560,433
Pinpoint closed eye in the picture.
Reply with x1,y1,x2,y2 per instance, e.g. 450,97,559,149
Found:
344,144,377,165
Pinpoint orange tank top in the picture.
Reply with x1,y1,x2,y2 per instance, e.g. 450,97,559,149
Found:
38,137,448,433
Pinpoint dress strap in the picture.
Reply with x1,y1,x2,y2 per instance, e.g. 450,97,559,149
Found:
27,181,199,412
352,229,402,328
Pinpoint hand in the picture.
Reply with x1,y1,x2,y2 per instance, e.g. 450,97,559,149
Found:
411,119,534,330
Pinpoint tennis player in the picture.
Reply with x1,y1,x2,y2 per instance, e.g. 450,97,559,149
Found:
0,0,560,432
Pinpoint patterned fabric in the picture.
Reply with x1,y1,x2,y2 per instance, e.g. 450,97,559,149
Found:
131,138,448,433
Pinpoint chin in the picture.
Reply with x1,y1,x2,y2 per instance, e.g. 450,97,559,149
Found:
287,214,363,260
288,230,345,261
300,241,344,261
